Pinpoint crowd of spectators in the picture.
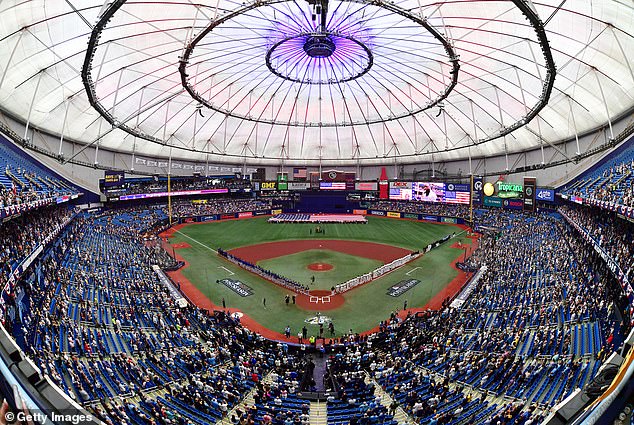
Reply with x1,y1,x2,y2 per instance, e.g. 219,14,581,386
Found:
559,205,633,285
174,198,274,218
366,201,470,220
0,165,76,210
564,158,634,208
0,205,76,323
3,210,311,424
0,195,630,424
589,160,634,207
91,206,169,238
312,208,628,424
103,176,227,195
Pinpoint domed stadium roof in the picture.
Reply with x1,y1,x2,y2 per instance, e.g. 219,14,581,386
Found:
0,0,632,165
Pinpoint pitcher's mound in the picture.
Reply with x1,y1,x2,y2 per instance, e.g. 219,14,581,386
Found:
307,263,334,271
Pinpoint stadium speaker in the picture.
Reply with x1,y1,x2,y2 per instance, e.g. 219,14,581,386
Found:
542,388,592,424
17,355,43,385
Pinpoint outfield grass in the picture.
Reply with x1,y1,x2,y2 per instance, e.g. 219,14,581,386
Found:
257,249,383,291
169,217,468,337
174,216,454,251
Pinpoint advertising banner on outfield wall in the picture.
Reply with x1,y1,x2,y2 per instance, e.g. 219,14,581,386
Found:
271,209,283,215
387,212,401,218
200,215,219,222
355,182,378,191
536,188,555,203
370,210,385,216
288,182,311,190
403,213,419,220
441,217,458,224
503,199,524,210
221,214,235,220
422,215,439,221
353,209,367,215
484,197,503,208
259,181,278,191
238,212,253,218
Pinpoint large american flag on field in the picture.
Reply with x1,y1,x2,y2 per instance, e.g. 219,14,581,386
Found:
444,190,471,204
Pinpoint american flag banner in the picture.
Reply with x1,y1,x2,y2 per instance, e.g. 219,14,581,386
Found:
293,167,307,179
320,181,347,190
444,190,471,204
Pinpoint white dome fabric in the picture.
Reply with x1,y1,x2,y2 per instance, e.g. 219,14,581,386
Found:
0,0,632,165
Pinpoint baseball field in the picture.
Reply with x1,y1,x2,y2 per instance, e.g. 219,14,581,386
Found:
162,216,476,340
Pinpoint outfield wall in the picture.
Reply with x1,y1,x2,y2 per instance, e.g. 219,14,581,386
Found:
357,209,467,225
173,207,468,226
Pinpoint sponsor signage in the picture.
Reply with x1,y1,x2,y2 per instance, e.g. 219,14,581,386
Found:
497,181,523,199
483,182,495,197
200,215,218,222
389,181,469,204
441,217,458,224
403,213,419,220
152,265,187,306
288,182,311,191
536,188,555,202
119,188,228,200
353,209,367,215
422,215,438,221
238,212,253,218
523,177,536,211
387,279,421,297
387,211,401,218
484,196,503,207
260,181,277,191
271,209,283,215
104,170,125,187
219,278,253,297
370,210,385,216
503,199,524,210
472,176,483,205
253,210,269,216
355,182,378,191
221,214,235,219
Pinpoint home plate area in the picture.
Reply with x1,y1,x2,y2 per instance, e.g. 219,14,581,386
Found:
296,290,344,310
310,295,331,303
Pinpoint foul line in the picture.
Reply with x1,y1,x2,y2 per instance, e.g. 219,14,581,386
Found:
405,267,421,276
174,230,218,254
218,266,235,276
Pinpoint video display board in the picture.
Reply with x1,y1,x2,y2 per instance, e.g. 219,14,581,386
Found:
389,182,470,204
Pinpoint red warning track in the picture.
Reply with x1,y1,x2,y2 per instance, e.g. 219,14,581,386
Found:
228,240,411,263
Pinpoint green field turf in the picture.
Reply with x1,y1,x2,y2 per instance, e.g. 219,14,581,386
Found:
173,216,454,250
257,249,383,290
169,216,469,337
